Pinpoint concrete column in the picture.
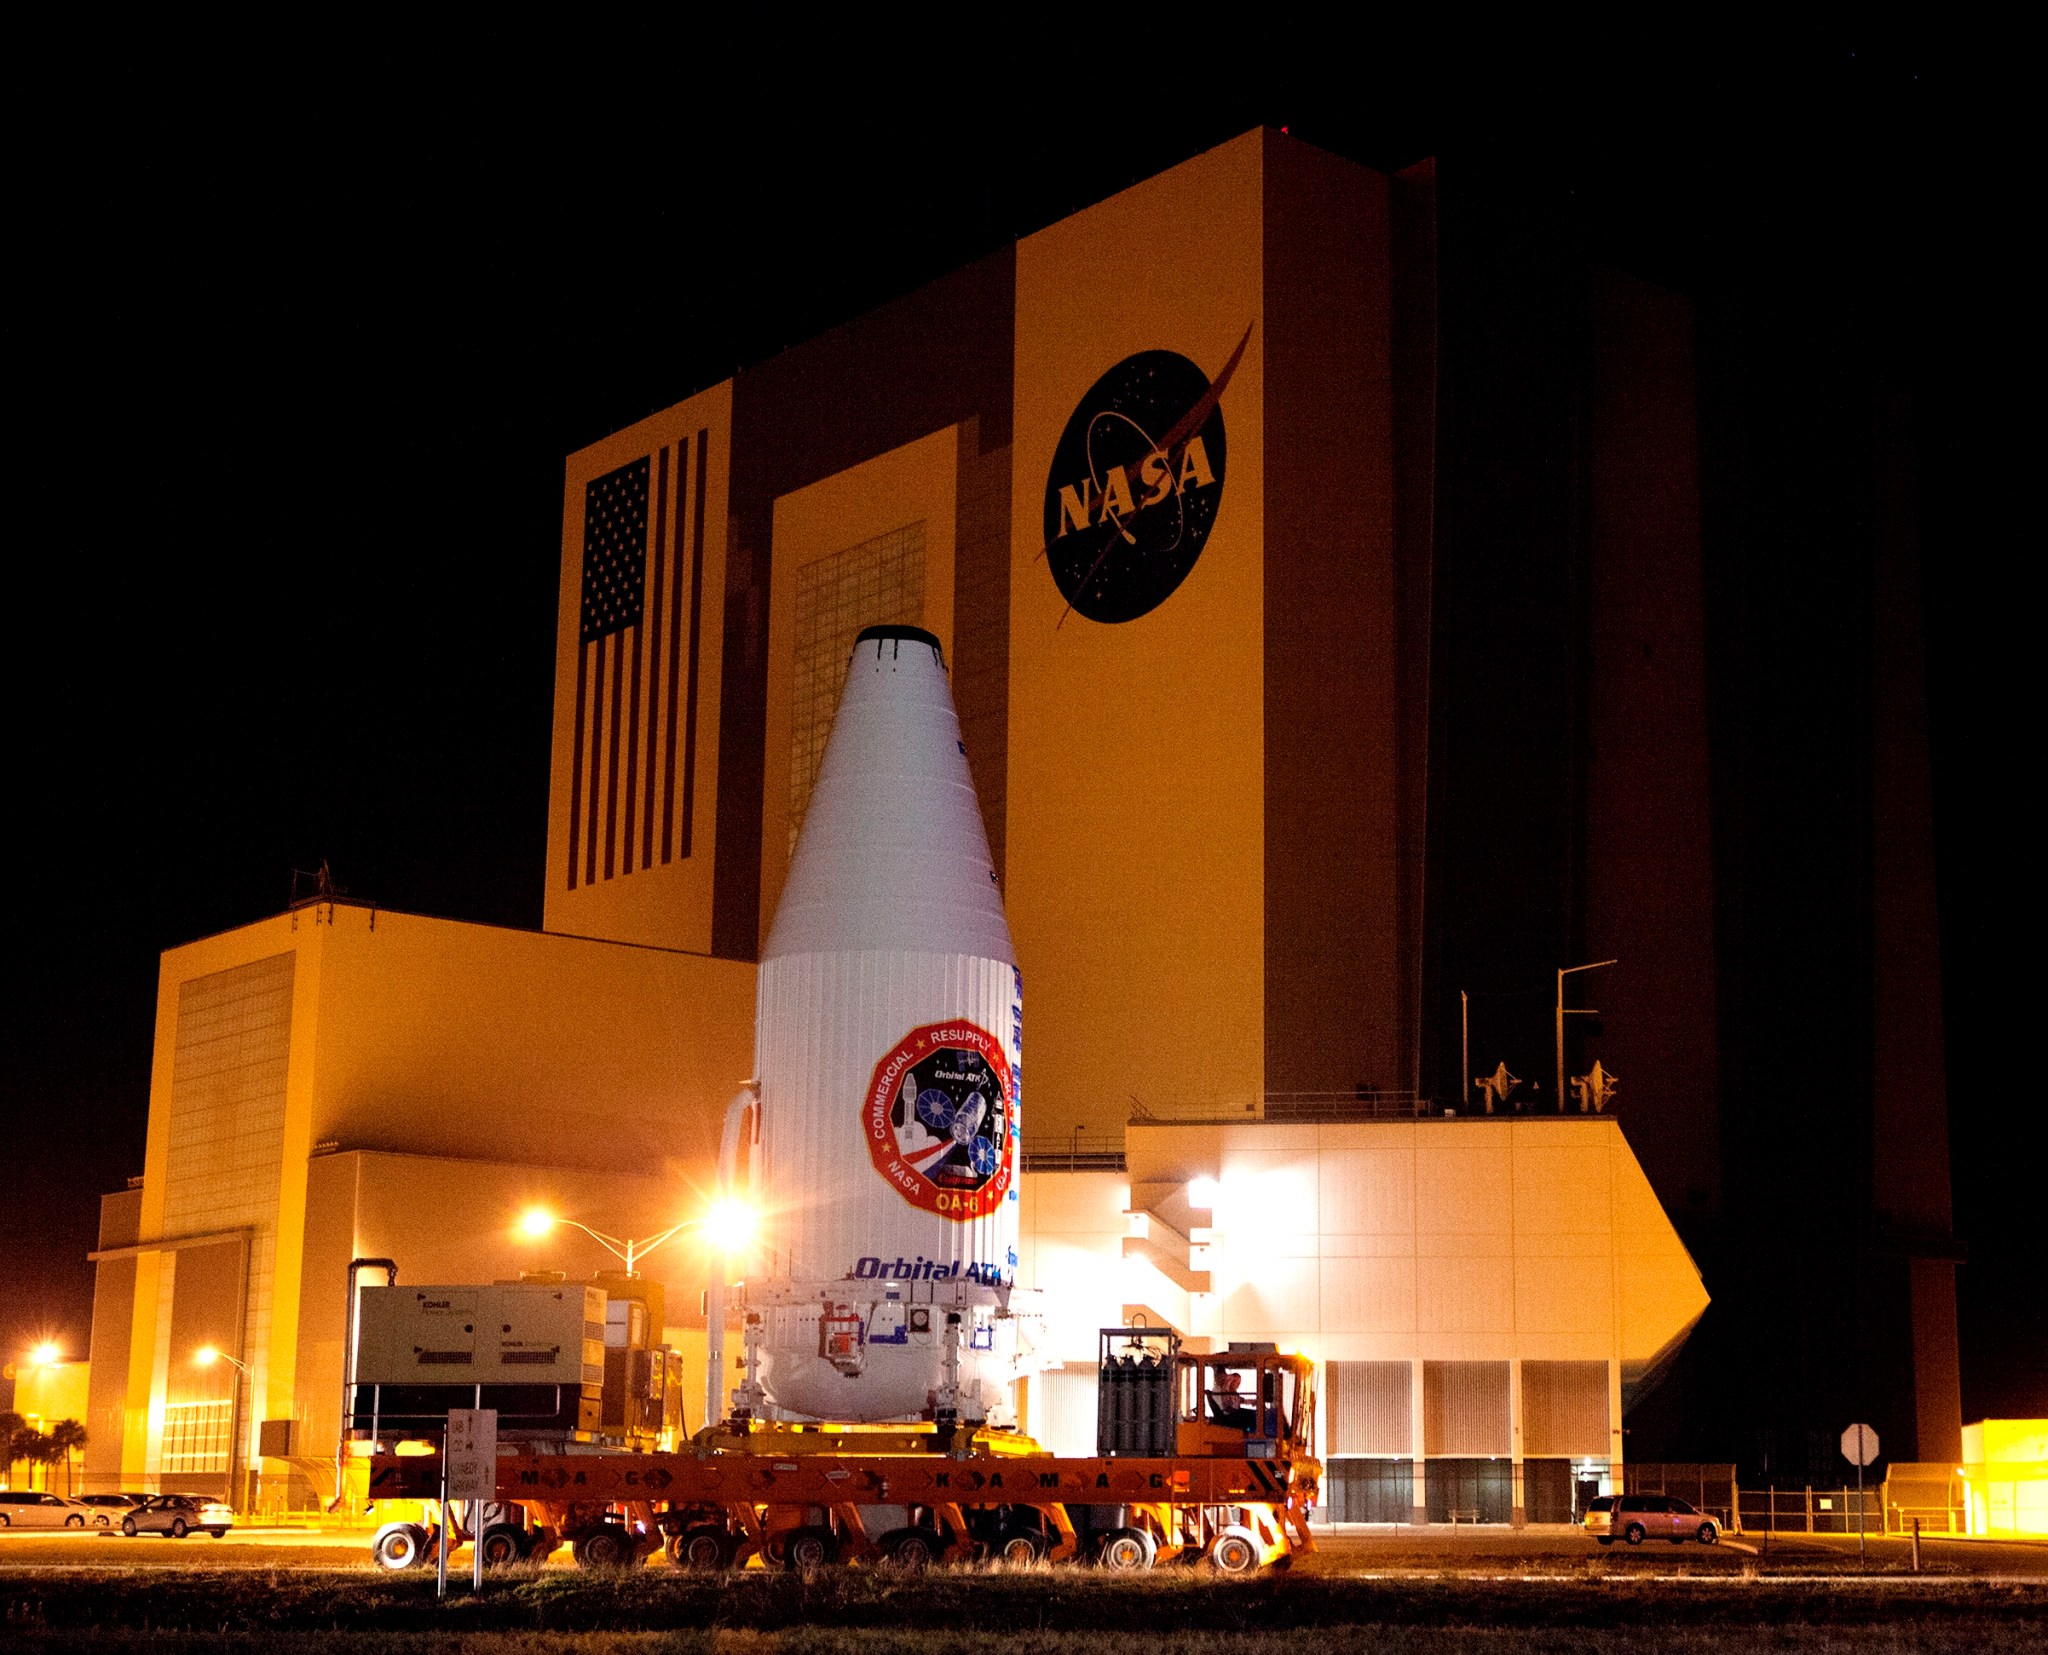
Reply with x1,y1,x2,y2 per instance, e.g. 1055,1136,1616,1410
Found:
1608,1357,1625,1492
143,1251,178,1483
1411,1355,1428,1525
1509,1357,1525,1526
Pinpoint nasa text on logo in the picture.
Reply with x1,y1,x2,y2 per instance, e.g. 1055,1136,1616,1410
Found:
863,1021,1014,1220
1042,325,1250,624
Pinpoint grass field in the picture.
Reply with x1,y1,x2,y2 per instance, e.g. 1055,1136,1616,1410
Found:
4,1566,2046,1653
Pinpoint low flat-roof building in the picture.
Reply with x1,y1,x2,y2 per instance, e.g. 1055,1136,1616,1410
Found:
1022,1117,1704,1522
82,901,751,1504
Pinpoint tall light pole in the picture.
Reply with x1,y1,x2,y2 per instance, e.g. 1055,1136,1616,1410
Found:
700,1199,759,1432
193,1346,250,1510
516,1203,758,1433
1556,960,1617,1112
1460,990,1471,1112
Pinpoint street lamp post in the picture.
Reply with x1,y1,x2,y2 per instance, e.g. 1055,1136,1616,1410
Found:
699,1201,762,1432
1556,960,1617,1112
518,1203,758,1434
193,1346,250,1511
516,1210,697,1276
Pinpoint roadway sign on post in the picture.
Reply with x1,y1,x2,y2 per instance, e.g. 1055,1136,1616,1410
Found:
447,1407,500,1497
445,1408,498,1596
1841,1422,1878,1566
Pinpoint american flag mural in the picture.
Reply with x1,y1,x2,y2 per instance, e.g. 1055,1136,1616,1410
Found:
567,429,709,889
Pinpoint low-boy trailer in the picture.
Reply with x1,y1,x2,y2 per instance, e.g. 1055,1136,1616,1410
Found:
365,1330,1320,1574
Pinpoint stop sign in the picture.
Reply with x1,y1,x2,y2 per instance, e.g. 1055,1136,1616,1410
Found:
1841,1422,1880,1466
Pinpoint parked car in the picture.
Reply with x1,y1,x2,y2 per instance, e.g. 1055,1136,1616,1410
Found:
1584,1491,1719,1545
71,1493,149,1524
0,1490,92,1529
119,1494,234,1538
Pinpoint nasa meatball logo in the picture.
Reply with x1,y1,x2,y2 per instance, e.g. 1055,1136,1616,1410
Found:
1042,325,1249,624
864,1021,1014,1221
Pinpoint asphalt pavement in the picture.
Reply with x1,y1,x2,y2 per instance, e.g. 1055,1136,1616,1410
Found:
2,1522,2043,1577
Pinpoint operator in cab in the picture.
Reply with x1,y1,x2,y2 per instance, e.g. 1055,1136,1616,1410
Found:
1205,1369,1256,1431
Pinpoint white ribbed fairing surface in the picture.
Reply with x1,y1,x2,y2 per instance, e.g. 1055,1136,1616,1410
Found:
764,630,1013,964
750,627,1024,1422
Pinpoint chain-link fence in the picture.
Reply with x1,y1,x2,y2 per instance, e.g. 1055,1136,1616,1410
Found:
1624,1463,1737,1527
1736,1485,1883,1534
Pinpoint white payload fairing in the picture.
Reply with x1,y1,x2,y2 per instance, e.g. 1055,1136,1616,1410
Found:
722,624,1027,1424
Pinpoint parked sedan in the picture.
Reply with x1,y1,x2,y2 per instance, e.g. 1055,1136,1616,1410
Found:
1584,1491,1719,1545
71,1493,149,1526
0,1490,93,1529
120,1494,235,1538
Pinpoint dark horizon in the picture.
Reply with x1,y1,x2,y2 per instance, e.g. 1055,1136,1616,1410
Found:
5,52,2035,1453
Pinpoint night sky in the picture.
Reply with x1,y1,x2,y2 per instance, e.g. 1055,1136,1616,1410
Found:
6,48,2035,1430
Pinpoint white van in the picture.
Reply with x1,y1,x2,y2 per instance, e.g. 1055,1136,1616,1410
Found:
0,1490,89,1529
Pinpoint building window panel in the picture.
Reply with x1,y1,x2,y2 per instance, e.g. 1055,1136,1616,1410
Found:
1521,1360,1610,1457
159,1399,232,1476
788,522,926,852
1327,1360,1413,1456
161,952,294,1422
1321,1457,1415,1522
1423,1360,1510,1457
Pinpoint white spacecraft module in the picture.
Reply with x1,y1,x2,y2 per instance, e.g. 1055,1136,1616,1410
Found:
732,624,1026,1424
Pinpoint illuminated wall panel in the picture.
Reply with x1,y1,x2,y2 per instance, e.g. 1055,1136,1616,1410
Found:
756,425,958,943
1521,1360,1610,1457
1009,132,1266,1138
158,954,292,1443
1424,1360,1510,1457
1328,1359,1413,1456
546,381,733,953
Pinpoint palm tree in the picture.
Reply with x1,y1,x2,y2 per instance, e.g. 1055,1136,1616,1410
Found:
0,1412,24,1489
48,1421,86,1496
16,1429,53,1490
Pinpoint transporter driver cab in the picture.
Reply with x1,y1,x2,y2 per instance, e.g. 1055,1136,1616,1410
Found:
1205,1369,1256,1431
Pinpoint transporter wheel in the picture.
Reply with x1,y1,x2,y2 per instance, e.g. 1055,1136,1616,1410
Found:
1623,1522,1646,1546
1097,1527,1156,1572
1696,1522,1719,1546
876,1527,944,1571
169,1518,189,1539
667,1524,735,1571
782,1525,837,1572
371,1522,429,1571
573,1524,636,1570
992,1525,1047,1565
478,1524,527,1569
1206,1527,1261,1575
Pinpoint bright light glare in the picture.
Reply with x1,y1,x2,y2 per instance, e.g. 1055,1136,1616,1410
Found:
703,1197,758,1253
518,1208,556,1239
28,1341,61,1367
194,1345,220,1367
1186,1176,1220,1210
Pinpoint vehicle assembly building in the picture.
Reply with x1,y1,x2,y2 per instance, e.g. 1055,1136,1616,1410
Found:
77,128,1953,1521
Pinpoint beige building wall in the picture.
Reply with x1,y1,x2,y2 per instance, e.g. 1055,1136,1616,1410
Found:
546,381,734,952
111,903,753,1505
1017,1117,1706,1511
1008,130,1267,1136
756,425,960,949
81,1188,141,1492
